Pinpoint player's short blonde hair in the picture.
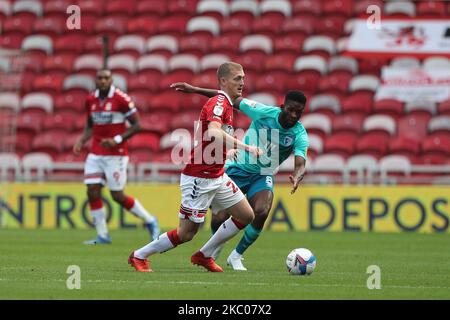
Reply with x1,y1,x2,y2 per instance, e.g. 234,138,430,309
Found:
216,61,243,81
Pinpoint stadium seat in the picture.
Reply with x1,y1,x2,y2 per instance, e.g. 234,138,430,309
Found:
168,54,200,74
168,0,199,16
17,109,45,136
196,0,229,21
170,110,201,130
157,15,190,36
301,114,332,139
107,54,136,77
54,92,87,113
308,94,341,118
42,0,71,20
210,34,241,56
78,0,104,16
398,113,431,143
126,16,160,38
423,57,450,70
128,73,159,94
388,136,421,159
0,33,24,49
303,35,336,59
247,92,278,106
328,56,358,76
273,34,306,55
324,133,357,158
15,130,34,154
200,54,230,72
240,34,273,56
136,54,169,77
73,54,103,76
53,34,86,55
332,113,364,134
12,0,43,18
358,57,389,76
405,100,437,117
307,134,323,158
220,15,253,37
428,116,450,137
21,93,53,114
31,130,67,157
186,16,220,37
293,0,321,16
22,152,54,181
105,0,136,17
363,114,396,137
146,35,179,57
390,57,421,69
354,0,383,16
140,111,172,136
417,1,446,17
349,75,380,93
191,72,218,91
114,35,146,58
251,15,284,39
43,54,76,74
293,55,327,75
135,0,167,16
94,16,128,38
83,34,116,55
373,98,404,119
2,16,35,38
318,73,352,96
42,110,77,132
0,93,20,114
235,51,268,73
21,35,53,56
63,75,96,94
129,133,161,153
229,0,258,21
340,92,373,116
437,99,450,116
254,72,289,95
282,16,315,38
384,1,416,17
312,154,346,181
322,0,353,18
179,34,211,57
264,53,297,73
314,15,346,38
33,16,66,38
355,133,390,159
32,74,65,95
345,154,378,184
379,155,412,182
150,92,182,112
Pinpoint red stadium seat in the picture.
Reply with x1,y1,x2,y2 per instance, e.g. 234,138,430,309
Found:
332,113,364,135
78,0,104,17
127,91,153,113
140,112,172,136
0,33,24,49
129,133,161,152
398,114,431,142
158,15,190,36
221,16,253,37
126,16,160,38
354,0,383,16
105,0,136,17
254,72,289,95
437,99,450,116
210,34,241,56
128,72,161,93
273,34,306,55
318,73,352,96
129,149,155,164
53,34,86,55
168,0,199,16
32,74,65,95
170,110,200,131
314,16,346,38
293,0,322,16
2,16,36,36
179,34,211,57
160,70,196,92
31,130,67,157
196,0,229,22
417,1,446,17
94,16,128,39
83,35,115,55
235,51,269,73
322,0,353,18
324,133,357,158
150,92,182,112
32,16,66,39
251,15,284,38
422,135,450,156
264,53,297,73
373,98,404,119
43,0,71,19
282,16,315,37
419,153,448,165
135,0,167,17
54,91,87,113
341,92,374,116
355,133,390,158
15,130,34,154
43,54,76,74
388,136,421,158
42,110,78,132
287,72,321,95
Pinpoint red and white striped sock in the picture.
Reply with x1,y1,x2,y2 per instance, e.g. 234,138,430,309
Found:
89,199,108,238
123,196,156,224
199,217,246,258
134,229,181,259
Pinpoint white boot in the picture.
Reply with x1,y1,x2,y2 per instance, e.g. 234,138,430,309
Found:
226,249,247,271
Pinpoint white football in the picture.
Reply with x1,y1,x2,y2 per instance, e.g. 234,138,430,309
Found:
286,248,316,275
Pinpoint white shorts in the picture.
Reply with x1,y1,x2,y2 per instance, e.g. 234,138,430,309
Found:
179,173,245,223
84,153,129,191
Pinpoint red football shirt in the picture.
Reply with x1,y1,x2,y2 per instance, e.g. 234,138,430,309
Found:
85,86,137,156
182,91,234,178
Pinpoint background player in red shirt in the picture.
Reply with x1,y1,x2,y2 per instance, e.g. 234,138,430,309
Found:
128,62,262,272
73,69,160,245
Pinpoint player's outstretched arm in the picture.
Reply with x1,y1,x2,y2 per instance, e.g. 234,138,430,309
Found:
170,82,218,98
73,117,93,155
290,156,306,194
207,121,263,158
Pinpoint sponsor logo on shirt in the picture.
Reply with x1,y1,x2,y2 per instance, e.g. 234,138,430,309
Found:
92,112,113,124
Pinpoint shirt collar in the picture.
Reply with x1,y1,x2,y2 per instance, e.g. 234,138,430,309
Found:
95,85,115,98
217,90,233,106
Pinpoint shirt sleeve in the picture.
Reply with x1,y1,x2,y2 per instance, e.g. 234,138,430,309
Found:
203,95,227,124
294,127,309,160
239,98,280,121
117,90,137,118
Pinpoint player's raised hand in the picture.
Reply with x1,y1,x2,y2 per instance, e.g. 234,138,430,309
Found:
226,149,239,161
100,138,117,149
170,82,196,93
289,174,304,194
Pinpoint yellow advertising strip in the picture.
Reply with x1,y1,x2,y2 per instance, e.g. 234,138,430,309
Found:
0,183,449,233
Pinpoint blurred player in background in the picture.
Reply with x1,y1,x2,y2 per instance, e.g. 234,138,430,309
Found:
128,62,263,272
73,69,160,245
171,82,308,270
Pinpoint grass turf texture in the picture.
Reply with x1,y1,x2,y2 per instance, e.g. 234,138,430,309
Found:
0,229,449,300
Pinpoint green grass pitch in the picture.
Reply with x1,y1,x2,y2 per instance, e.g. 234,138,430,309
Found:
0,229,449,300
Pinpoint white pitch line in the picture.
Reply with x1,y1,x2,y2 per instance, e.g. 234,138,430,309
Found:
0,278,449,290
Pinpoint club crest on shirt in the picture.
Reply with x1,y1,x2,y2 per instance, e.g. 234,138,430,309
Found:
282,136,294,146
213,105,224,116
105,102,112,111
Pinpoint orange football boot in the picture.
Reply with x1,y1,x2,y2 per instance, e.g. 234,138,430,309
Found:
128,251,152,272
191,251,223,272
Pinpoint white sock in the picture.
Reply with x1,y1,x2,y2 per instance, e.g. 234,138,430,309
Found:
91,208,109,238
200,218,242,258
129,199,156,224
134,232,174,259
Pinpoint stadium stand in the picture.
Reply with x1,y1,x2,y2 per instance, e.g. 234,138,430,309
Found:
1,0,449,185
